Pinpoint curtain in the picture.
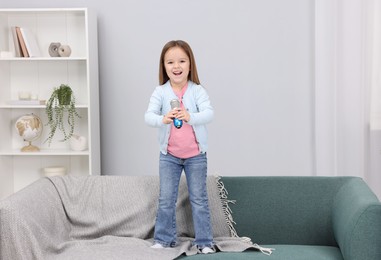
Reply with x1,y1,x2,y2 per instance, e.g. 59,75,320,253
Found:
315,0,381,199
369,0,381,131
367,0,381,199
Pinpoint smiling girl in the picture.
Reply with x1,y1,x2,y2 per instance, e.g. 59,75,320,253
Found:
145,40,215,254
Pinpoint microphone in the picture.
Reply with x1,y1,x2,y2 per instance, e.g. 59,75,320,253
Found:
170,99,183,129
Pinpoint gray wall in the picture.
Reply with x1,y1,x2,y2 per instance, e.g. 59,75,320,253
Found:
1,0,315,177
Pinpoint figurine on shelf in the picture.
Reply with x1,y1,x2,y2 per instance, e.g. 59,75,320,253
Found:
48,42,72,57
48,42,61,57
58,45,71,57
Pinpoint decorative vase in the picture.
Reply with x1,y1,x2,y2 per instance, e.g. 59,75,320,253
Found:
70,134,87,151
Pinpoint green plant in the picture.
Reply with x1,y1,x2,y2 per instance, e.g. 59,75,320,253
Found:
45,84,81,145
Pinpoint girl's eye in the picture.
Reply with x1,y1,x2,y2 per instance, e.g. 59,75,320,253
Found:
167,61,173,64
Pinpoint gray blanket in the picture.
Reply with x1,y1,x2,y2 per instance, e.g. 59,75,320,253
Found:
0,175,270,260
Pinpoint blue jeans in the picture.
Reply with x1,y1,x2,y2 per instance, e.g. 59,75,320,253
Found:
154,152,214,249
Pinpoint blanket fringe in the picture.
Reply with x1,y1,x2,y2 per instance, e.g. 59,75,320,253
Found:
252,243,275,256
216,176,239,238
215,176,275,256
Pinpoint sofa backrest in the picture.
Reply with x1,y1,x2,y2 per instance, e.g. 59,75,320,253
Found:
45,175,231,240
220,176,357,246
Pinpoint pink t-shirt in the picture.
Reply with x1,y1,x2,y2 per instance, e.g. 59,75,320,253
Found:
167,83,200,159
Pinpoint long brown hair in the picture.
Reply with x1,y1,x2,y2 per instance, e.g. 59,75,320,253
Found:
159,40,200,85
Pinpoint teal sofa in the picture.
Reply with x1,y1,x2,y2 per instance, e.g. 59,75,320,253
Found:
185,176,381,260
0,176,380,260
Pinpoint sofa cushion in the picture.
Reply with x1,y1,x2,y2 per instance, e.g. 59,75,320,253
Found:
180,245,343,260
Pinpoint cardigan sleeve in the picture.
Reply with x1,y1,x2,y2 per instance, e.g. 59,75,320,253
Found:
187,85,214,126
144,86,165,128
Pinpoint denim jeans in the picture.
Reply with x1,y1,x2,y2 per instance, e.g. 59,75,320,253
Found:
153,152,214,249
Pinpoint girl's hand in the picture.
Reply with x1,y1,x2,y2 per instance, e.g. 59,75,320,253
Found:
175,108,190,123
162,110,176,124
162,108,190,124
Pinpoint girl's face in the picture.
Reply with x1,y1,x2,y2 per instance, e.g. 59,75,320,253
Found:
164,46,190,88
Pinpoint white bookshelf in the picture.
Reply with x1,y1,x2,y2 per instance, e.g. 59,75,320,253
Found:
0,8,100,199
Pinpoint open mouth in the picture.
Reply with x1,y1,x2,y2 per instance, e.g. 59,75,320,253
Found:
173,71,182,76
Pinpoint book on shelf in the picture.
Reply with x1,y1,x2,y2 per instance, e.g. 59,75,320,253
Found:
20,27,41,57
15,27,29,57
11,26,22,57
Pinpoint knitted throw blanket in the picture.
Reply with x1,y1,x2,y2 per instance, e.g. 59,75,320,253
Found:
0,175,272,260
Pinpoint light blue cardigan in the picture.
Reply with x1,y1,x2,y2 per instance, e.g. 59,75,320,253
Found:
145,80,214,155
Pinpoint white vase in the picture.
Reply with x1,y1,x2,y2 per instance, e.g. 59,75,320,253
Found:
70,134,87,151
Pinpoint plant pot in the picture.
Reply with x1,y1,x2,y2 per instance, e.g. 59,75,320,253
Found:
45,84,80,145
58,94,71,106
57,88,72,106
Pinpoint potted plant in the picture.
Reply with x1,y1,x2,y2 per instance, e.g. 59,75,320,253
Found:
45,84,81,145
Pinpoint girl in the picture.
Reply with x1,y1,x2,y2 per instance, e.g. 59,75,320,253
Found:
145,40,215,254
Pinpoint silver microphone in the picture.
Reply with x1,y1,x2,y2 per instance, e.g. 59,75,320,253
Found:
170,99,183,129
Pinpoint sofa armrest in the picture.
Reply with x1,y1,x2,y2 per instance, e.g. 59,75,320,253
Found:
0,177,70,260
332,178,381,260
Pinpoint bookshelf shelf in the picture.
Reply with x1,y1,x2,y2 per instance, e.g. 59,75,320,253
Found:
0,8,100,199
0,149,90,156
0,104,89,109
0,57,87,61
